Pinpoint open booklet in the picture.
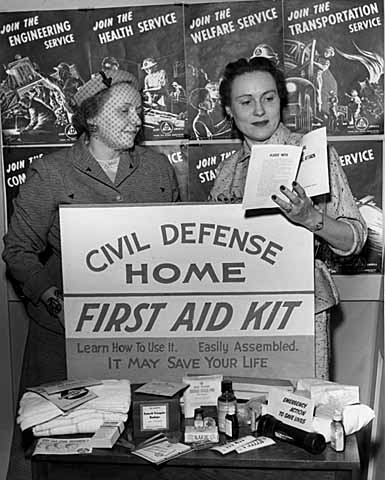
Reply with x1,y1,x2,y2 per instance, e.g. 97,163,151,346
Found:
242,127,329,210
132,438,192,465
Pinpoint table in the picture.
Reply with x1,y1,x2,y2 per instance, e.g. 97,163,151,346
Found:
32,433,360,480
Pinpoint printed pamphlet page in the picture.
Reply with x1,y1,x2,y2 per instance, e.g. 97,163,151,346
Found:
243,145,303,210
296,127,329,197
28,378,102,395
132,440,191,464
242,127,329,210
28,384,97,412
33,438,93,455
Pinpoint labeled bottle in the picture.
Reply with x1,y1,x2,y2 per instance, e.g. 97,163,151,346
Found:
217,379,237,433
194,407,204,429
257,414,326,454
330,410,345,452
225,411,239,440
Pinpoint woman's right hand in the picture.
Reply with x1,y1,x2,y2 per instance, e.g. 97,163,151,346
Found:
41,286,65,327
272,181,323,232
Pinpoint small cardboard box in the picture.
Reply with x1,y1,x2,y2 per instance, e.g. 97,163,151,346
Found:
132,391,181,443
184,425,219,444
91,420,125,448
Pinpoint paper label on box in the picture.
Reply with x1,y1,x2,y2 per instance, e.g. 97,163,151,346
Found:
183,375,222,419
266,389,314,429
141,404,168,430
184,425,219,443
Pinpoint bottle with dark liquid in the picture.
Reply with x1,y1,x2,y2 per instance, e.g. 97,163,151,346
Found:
217,379,237,434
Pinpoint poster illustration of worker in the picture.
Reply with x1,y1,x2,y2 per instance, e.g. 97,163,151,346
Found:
86,5,186,141
188,142,242,201
283,0,384,135
2,146,63,222
0,10,88,145
184,0,283,140
328,140,383,273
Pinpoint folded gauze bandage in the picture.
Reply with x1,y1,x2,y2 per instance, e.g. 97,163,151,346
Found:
296,378,359,407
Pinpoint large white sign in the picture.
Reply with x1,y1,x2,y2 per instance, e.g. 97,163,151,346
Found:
60,203,315,381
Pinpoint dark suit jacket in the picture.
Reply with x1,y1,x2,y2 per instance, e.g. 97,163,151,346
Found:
3,136,179,306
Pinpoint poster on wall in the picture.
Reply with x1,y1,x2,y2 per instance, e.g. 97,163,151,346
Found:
188,142,241,201
0,10,89,145
2,145,66,223
184,0,283,140
151,143,189,201
86,5,186,142
60,203,315,382
283,0,384,135
327,140,383,274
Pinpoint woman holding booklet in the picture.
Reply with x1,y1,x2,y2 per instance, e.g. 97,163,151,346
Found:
209,56,367,380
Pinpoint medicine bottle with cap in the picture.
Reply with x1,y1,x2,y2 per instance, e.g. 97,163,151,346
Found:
217,380,237,433
194,407,204,429
330,410,345,452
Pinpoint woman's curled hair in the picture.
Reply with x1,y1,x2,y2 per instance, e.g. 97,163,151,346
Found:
219,56,288,115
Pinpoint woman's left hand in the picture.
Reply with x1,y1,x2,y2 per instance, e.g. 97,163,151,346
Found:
272,181,322,231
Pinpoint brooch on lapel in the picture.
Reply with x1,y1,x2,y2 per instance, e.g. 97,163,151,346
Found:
100,71,112,88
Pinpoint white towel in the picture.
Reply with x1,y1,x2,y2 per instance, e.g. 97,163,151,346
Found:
33,412,128,436
17,379,131,432
311,404,375,442
18,392,63,431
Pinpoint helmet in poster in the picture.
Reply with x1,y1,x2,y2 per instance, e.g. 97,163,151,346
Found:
102,56,120,71
141,57,158,70
251,44,279,64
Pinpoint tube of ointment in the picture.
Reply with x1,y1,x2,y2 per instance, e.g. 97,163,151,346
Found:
211,435,256,455
235,436,275,454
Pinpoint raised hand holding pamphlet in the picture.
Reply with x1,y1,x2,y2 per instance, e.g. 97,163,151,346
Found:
242,145,303,210
296,127,329,198
242,127,329,210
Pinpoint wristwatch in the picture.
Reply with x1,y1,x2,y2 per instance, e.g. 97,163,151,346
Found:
45,289,63,317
